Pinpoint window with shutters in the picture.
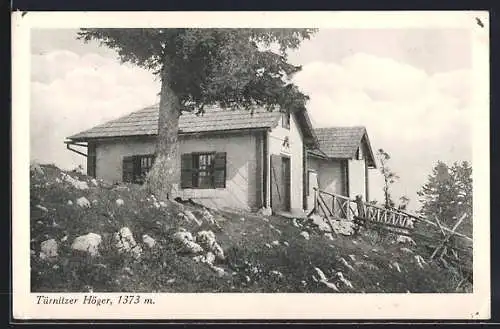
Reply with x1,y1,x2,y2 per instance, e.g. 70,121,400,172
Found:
180,152,226,189
282,111,290,129
122,154,155,184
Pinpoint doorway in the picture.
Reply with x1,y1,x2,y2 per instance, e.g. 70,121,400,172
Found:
270,154,291,212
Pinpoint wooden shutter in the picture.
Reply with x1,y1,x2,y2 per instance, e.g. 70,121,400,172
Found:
180,153,193,188
122,156,135,183
213,152,226,188
87,142,97,178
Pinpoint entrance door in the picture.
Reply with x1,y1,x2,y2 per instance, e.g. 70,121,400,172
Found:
270,155,291,212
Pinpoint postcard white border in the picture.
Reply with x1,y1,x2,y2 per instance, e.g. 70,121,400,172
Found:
12,11,490,320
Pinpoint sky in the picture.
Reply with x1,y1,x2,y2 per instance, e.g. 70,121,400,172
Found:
30,28,474,211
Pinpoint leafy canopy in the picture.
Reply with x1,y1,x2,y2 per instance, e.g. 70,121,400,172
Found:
78,28,317,113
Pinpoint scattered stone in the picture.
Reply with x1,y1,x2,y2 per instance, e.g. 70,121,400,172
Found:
76,197,91,208
201,209,215,224
265,243,272,248
257,207,272,217
184,210,202,226
36,205,48,212
55,178,62,183
116,199,124,206
400,247,414,254
271,240,280,246
166,278,176,284
283,241,289,247
339,257,355,271
196,230,224,260
114,227,142,259
123,267,134,276
270,270,284,279
40,239,58,259
392,261,402,273
309,214,331,232
348,255,356,261
52,264,60,270
30,163,44,175
30,249,35,256
92,200,98,205
300,231,310,240
36,220,43,225
414,255,427,269
71,233,102,256
397,235,416,246
159,201,166,208
90,178,98,186
324,233,334,240
61,172,89,190
331,219,356,236
262,217,269,222
210,265,226,277
67,200,73,206
61,235,68,242
173,231,204,254
142,234,156,248
336,272,354,289
313,267,339,292
240,217,245,221
292,218,301,228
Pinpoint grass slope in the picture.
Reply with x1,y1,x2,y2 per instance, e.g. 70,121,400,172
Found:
30,164,471,293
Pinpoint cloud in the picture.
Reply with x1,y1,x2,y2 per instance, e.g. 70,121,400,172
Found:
293,52,473,210
30,49,160,170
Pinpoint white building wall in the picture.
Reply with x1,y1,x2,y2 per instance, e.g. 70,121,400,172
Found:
95,132,259,211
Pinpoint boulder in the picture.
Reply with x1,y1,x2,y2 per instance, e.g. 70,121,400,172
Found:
67,200,73,206
40,239,58,259
76,197,91,208
300,231,310,240
396,235,416,246
142,234,156,248
184,210,202,226
71,233,102,256
90,178,98,186
201,209,215,224
61,173,89,190
36,205,48,212
336,271,354,289
309,214,331,232
257,207,272,217
173,231,204,254
196,230,224,260
115,199,125,206
114,227,142,258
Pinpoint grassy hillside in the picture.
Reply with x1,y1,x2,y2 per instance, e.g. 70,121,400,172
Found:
30,164,472,293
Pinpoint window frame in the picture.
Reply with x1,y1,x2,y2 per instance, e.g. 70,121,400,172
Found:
122,153,155,184
191,152,216,189
181,151,227,189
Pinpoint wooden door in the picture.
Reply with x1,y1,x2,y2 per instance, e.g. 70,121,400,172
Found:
270,155,291,212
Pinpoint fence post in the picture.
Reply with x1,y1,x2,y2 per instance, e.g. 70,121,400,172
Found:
355,195,365,222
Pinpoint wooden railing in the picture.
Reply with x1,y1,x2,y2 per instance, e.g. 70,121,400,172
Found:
313,188,416,233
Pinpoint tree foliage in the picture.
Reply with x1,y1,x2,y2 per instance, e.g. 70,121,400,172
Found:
77,28,317,113
77,28,317,199
376,148,399,209
417,161,473,235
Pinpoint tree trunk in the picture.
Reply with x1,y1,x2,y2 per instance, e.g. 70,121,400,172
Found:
144,61,181,201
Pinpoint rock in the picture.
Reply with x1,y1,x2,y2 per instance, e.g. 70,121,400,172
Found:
61,235,68,242
240,217,245,221
71,233,102,256
292,218,301,228
313,267,339,291
324,233,334,240
36,205,48,212
309,214,331,232
92,200,98,205
184,210,202,226
300,231,310,240
414,255,427,269
40,239,58,259
331,219,356,236
391,261,402,273
67,200,73,206
400,247,414,254
270,270,284,279
397,235,416,246
30,163,44,175
142,234,156,248
55,178,62,183
265,243,271,248
159,201,166,207
336,272,354,288
283,241,289,247
348,255,356,261
205,251,216,264
114,227,142,258
196,230,224,260
61,173,89,190
115,199,124,206
271,240,280,246
173,231,204,254
210,265,226,277
201,209,215,224
90,178,98,186
257,207,272,217
339,257,355,271
76,197,91,208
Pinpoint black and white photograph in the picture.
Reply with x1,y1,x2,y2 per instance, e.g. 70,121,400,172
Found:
13,11,490,319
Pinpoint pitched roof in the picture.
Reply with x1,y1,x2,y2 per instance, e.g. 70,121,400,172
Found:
68,104,282,140
314,127,376,167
